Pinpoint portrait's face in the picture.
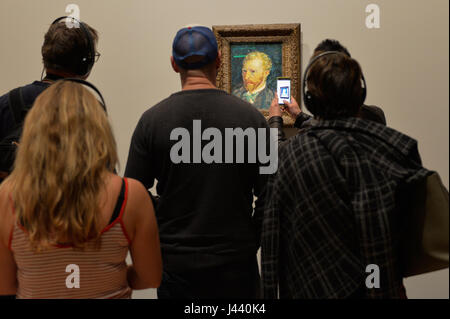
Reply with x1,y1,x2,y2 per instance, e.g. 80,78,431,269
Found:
242,57,270,93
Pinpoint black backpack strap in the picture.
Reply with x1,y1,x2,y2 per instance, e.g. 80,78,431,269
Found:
108,178,126,225
7,87,27,126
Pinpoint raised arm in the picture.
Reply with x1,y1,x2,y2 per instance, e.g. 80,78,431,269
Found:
268,95,310,145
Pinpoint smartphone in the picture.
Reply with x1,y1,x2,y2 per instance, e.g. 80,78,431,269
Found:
277,77,291,105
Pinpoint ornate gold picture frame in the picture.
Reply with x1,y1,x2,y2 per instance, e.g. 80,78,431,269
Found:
213,23,301,127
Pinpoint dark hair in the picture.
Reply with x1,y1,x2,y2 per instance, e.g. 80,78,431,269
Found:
42,21,98,75
314,39,351,57
306,54,364,119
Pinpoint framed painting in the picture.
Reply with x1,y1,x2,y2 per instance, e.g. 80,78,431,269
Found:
213,23,301,126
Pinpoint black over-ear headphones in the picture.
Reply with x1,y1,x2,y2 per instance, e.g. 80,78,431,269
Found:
302,51,367,113
59,78,107,113
50,16,96,77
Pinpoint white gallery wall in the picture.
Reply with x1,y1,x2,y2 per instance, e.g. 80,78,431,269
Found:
0,0,448,299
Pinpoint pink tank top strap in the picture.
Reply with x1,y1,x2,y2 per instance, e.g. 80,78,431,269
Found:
101,177,131,244
119,178,131,244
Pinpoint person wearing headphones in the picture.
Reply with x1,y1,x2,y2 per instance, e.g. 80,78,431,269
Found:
0,17,100,182
260,51,430,298
268,39,386,144
125,26,268,299
0,81,162,298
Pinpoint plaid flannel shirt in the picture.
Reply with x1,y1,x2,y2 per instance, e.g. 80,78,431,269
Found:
261,117,430,299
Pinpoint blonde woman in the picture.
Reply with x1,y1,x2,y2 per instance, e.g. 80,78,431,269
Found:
0,81,162,298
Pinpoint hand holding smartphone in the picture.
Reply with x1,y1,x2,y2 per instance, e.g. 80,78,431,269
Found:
277,77,291,105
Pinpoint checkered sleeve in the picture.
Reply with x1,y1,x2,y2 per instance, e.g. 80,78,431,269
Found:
261,144,291,299
261,173,280,298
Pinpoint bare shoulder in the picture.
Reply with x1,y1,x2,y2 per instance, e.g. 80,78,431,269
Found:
125,178,152,206
122,178,154,237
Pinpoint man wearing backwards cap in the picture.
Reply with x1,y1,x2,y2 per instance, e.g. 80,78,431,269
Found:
125,25,269,298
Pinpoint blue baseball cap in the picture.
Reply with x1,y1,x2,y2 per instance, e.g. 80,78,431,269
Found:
172,26,218,70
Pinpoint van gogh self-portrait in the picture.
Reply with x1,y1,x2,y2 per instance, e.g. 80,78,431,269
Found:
231,44,282,110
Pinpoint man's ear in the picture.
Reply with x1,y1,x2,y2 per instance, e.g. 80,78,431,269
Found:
171,56,180,73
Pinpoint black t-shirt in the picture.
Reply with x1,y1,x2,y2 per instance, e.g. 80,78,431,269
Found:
125,89,270,271
0,81,51,140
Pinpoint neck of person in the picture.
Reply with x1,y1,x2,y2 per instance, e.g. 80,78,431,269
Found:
180,70,217,91
43,68,85,82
